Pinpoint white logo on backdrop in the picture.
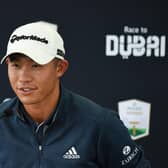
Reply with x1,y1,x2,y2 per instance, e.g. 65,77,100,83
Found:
105,26,166,59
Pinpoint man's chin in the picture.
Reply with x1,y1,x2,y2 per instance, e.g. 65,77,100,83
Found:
18,97,38,105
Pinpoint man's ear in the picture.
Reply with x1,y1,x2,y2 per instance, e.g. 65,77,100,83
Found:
56,59,69,77
5,58,9,64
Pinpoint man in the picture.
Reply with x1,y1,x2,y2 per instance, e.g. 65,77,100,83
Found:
0,21,151,167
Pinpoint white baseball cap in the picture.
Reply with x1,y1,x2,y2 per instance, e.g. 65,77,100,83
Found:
1,21,65,65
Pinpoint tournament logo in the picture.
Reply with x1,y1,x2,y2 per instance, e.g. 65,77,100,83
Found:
105,26,167,59
118,99,151,140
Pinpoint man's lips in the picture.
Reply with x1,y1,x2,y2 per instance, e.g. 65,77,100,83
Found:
16,87,38,95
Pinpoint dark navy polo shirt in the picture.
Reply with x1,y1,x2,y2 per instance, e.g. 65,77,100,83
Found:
0,86,151,168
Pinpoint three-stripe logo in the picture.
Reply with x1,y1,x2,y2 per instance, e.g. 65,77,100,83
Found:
63,146,80,159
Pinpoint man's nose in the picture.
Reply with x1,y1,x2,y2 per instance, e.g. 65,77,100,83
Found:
18,67,33,83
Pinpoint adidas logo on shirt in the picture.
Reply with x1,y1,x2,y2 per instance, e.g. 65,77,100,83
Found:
63,146,80,159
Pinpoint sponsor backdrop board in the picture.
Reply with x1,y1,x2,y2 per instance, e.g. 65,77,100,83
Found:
0,1,167,167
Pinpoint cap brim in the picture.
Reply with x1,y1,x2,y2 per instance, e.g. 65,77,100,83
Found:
1,48,64,65
1,55,8,64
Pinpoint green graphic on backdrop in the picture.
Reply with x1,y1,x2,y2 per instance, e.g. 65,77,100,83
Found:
118,99,151,140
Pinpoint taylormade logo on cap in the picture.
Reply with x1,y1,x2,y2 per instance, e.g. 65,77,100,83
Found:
10,35,48,44
1,21,65,65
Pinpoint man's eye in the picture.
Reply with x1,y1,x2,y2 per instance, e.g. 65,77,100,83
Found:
11,63,19,67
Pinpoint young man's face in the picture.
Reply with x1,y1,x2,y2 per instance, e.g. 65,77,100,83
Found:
7,54,65,106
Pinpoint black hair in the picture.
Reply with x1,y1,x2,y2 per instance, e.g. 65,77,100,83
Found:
8,53,26,62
